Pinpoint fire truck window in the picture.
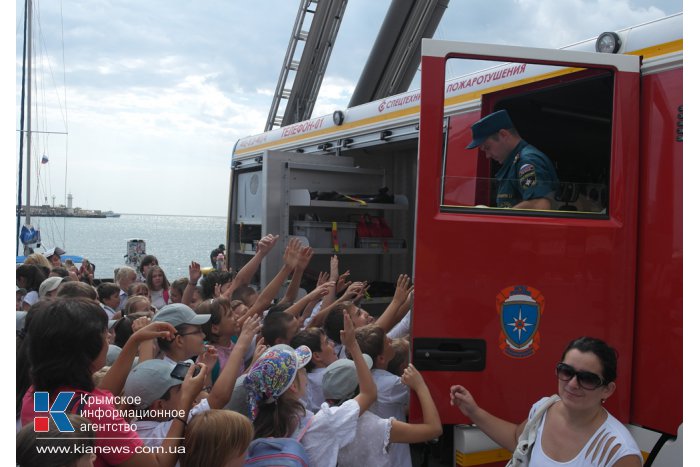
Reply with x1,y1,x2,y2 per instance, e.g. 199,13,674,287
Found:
441,67,613,218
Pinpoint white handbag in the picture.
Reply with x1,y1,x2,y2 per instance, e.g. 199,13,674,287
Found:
505,395,560,467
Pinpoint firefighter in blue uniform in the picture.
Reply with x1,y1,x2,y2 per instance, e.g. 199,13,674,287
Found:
467,110,558,209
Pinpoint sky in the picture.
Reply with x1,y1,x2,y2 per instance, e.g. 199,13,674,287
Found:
9,0,683,218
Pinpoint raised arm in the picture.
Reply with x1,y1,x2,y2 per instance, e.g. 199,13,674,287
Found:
388,364,442,443
239,238,301,322
283,246,313,303
283,280,334,321
99,321,176,401
375,274,412,333
208,315,262,409
307,281,365,328
450,385,525,452
182,261,201,307
234,234,280,286
342,311,376,414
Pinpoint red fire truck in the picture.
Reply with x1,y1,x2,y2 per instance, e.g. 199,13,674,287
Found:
228,13,682,465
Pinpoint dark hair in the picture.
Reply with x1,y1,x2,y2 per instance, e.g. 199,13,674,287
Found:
262,311,295,345
50,267,69,278
253,391,305,439
56,281,98,300
146,265,170,291
268,301,292,314
387,337,410,377
96,282,121,301
323,302,355,344
196,298,234,342
17,413,95,467
157,323,191,352
561,336,618,384
200,271,234,300
290,327,326,372
16,264,47,292
113,312,150,348
355,324,386,363
139,254,159,274
27,298,108,394
17,301,50,418
127,282,149,297
170,278,188,296
231,285,257,304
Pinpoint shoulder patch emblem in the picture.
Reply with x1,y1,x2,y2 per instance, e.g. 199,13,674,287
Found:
518,163,535,176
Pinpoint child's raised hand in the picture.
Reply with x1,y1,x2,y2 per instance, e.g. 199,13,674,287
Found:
189,261,202,284
310,281,335,300
297,246,314,269
316,271,330,288
239,315,262,345
130,321,176,343
336,271,351,293
256,234,279,255
400,363,426,391
251,337,268,365
392,274,412,304
283,238,302,269
196,344,218,369
131,316,152,333
181,363,208,402
339,310,357,348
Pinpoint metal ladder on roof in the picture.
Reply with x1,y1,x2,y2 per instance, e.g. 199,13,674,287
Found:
265,0,347,131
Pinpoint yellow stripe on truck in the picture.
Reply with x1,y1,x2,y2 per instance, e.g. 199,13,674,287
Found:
455,448,651,465
456,448,512,466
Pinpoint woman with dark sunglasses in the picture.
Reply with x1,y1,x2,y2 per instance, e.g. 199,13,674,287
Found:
450,337,642,466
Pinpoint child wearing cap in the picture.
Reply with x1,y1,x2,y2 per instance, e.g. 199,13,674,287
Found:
245,311,377,467
38,276,64,300
323,359,443,467
123,315,261,447
153,303,211,364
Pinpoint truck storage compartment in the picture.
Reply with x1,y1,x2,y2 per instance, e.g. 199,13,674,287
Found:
292,220,357,249
356,237,406,248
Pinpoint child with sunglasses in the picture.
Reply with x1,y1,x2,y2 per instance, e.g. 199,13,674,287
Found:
450,336,642,467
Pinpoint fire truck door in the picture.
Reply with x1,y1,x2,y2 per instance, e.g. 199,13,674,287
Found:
413,41,640,426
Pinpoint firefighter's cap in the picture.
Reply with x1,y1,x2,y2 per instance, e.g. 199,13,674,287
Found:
466,109,514,149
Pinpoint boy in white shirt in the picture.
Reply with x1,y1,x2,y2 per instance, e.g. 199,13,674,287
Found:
355,323,411,466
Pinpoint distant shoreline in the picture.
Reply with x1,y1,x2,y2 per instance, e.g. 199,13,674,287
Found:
16,213,227,219
119,213,227,218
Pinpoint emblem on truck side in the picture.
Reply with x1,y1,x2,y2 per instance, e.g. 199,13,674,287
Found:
497,285,544,358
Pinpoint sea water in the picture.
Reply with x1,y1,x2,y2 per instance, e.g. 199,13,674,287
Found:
20,214,228,280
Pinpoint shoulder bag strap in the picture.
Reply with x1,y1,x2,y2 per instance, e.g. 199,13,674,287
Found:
296,414,314,442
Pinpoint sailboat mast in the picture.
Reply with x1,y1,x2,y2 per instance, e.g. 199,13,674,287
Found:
25,0,32,229
16,0,29,255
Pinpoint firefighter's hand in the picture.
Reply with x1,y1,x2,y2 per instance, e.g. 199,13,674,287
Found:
450,385,479,417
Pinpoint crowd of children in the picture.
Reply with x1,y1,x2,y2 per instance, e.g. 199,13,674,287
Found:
16,236,441,467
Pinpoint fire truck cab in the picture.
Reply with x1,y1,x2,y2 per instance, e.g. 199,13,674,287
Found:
228,12,682,465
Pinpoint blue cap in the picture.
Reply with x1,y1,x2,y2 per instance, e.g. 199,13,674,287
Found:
466,110,514,149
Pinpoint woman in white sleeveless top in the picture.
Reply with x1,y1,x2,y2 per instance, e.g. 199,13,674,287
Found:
450,337,642,467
